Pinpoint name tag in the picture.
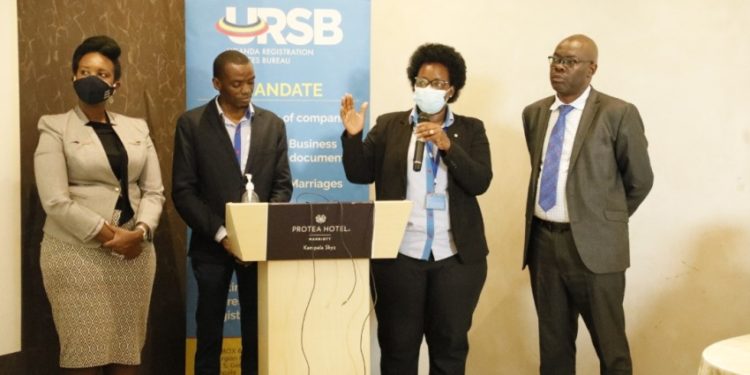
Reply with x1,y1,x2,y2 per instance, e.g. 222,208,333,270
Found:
425,193,447,210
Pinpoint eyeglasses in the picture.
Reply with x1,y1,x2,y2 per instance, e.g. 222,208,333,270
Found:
414,77,450,90
548,56,593,67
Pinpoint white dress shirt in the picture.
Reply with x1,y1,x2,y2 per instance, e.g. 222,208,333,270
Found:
534,85,591,223
215,97,253,173
214,97,254,243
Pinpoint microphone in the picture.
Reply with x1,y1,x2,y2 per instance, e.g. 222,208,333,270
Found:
413,112,430,172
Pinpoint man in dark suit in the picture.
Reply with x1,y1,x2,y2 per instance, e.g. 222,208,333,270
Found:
522,34,654,375
173,50,292,375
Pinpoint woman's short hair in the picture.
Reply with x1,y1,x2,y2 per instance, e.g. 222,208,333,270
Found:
72,35,122,80
406,43,467,103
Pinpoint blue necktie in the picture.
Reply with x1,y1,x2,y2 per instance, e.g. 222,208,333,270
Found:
233,124,242,166
539,105,574,212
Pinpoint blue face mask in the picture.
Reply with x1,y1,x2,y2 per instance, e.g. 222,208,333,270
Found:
73,75,115,104
413,86,447,114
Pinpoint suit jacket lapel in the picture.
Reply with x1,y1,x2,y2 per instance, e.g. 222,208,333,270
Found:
384,112,412,191
109,112,140,183
395,113,413,179
71,106,96,146
109,111,137,144
569,89,600,169
246,105,262,174
532,98,554,171
205,100,243,173
445,121,458,146
71,107,118,185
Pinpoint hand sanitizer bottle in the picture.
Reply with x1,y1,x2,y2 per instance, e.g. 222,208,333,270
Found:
241,174,260,202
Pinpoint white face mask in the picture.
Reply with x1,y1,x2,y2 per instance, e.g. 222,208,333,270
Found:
413,86,448,114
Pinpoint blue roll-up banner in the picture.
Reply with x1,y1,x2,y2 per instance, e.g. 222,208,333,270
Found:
184,1,370,372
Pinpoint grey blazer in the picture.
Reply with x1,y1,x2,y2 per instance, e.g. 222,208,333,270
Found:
522,88,654,273
34,106,165,247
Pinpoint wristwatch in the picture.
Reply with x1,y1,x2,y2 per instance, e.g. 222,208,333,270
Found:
135,223,151,242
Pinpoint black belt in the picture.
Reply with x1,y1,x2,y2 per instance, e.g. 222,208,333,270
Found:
533,217,571,232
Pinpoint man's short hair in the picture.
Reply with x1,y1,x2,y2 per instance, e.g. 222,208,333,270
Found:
213,50,251,79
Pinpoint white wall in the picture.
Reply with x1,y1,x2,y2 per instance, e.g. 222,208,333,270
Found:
0,0,22,357
370,0,750,373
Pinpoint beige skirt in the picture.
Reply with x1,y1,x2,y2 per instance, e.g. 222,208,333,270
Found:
40,213,156,368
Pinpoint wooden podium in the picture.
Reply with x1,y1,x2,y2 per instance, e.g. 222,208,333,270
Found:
225,201,412,375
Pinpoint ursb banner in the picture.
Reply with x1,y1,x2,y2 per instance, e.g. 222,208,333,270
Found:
184,1,370,373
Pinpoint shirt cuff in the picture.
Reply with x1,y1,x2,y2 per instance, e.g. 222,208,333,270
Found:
215,226,228,243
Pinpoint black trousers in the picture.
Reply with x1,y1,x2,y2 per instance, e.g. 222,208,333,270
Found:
192,259,258,375
528,219,632,375
372,253,487,375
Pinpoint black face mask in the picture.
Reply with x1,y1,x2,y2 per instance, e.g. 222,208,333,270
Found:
73,75,115,104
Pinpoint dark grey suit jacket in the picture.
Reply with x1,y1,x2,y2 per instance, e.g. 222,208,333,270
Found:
342,110,492,264
522,88,654,273
172,99,292,263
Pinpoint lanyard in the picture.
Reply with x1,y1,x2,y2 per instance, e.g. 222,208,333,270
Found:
425,141,441,192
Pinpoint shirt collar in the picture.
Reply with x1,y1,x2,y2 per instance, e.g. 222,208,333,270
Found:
215,96,254,124
409,106,455,128
550,85,591,112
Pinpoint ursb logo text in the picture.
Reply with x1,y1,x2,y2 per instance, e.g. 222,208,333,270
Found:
216,6,343,46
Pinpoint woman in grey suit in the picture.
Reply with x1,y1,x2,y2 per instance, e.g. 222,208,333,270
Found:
33,35,164,375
